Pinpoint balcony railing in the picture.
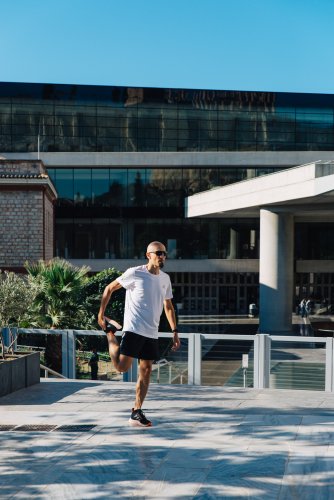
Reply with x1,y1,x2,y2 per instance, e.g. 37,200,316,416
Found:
4,328,334,392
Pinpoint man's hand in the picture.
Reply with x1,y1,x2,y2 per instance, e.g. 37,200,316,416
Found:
98,314,107,331
171,332,181,351
98,316,122,333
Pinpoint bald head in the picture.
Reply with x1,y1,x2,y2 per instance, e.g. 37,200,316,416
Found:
146,241,166,253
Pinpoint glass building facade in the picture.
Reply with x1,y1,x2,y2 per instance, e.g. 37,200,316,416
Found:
1,83,334,153
2,82,334,313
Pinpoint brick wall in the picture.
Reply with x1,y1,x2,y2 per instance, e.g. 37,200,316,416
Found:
0,160,57,268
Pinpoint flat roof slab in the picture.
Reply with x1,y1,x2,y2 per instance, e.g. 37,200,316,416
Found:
186,161,334,218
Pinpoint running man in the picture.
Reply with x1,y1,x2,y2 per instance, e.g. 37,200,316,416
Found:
98,241,180,427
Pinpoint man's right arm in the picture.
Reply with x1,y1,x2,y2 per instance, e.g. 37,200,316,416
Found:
98,279,123,330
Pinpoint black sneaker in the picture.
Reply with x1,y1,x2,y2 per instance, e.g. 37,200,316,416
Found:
129,408,152,427
104,317,122,334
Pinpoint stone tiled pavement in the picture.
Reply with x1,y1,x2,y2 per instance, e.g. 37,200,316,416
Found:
1,379,334,499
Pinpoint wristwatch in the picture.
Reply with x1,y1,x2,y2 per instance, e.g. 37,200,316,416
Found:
172,328,178,333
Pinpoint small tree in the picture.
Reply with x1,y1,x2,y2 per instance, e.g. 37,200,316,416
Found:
0,271,36,358
25,258,91,329
25,258,91,372
79,268,125,328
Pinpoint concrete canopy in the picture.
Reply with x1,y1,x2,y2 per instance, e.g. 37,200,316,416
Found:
185,161,334,219
185,161,334,334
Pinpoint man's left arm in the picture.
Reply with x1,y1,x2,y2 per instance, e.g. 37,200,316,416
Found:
163,299,181,351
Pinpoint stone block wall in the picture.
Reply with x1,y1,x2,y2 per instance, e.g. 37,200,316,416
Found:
0,160,57,268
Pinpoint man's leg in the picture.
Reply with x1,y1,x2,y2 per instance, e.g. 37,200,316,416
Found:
106,332,133,373
134,359,153,409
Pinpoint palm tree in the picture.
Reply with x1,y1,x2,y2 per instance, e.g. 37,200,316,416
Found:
26,258,91,372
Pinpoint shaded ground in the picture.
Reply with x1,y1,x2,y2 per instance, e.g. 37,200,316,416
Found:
1,380,334,499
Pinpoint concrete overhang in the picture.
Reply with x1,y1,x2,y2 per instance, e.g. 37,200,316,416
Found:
3,151,334,168
185,161,334,219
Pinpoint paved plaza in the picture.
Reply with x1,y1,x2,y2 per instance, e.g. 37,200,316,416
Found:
1,380,334,499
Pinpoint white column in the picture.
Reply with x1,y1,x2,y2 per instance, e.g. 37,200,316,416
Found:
259,209,294,334
227,228,238,259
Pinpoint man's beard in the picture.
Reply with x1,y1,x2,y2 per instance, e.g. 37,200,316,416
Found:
158,261,164,269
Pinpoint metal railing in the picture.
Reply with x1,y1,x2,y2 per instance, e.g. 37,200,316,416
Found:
6,328,334,392
40,363,66,379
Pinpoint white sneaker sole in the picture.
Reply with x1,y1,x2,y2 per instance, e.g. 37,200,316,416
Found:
128,418,152,428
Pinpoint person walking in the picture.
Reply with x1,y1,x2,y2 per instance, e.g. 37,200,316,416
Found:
98,241,180,427
299,298,308,318
88,347,99,380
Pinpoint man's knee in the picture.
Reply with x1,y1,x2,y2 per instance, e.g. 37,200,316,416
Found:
117,355,133,373
140,362,153,379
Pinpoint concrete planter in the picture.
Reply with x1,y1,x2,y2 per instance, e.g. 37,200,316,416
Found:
0,351,40,397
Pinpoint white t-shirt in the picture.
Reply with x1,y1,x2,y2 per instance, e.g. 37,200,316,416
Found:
117,265,173,339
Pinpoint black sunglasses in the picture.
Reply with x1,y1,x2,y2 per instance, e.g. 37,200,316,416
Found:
150,251,168,257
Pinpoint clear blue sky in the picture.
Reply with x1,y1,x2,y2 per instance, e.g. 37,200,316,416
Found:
1,0,334,93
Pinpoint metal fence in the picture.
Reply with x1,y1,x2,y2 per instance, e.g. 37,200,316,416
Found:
5,328,334,392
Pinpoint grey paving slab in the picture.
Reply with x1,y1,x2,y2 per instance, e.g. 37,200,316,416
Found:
1,380,334,498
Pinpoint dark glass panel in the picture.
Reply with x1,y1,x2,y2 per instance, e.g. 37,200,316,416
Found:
12,135,37,152
160,140,178,151
0,124,11,135
47,168,55,181
97,137,121,151
200,168,219,191
146,169,165,206
133,220,157,259
92,169,110,207
73,220,93,258
73,169,91,206
296,223,334,259
182,168,201,196
12,124,54,136
0,102,11,115
54,169,74,205
55,104,95,115
120,134,137,152
257,131,295,142
11,103,54,114
91,219,121,258
12,113,54,126
181,219,203,258
54,115,79,136
137,139,159,151
142,168,184,208
52,136,80,152
163,168,184,208
55,220,74,258
109,169,127,206
0,134,11,150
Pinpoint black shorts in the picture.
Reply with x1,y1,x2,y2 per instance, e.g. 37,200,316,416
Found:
119,331,159,361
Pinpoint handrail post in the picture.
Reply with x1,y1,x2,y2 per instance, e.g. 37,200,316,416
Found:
187,333,202,386
253,335,260,388
188,333,195,385
68,331,76,379
61,331,68,377
61,330,76,378
255,334,271,389
194,334,202,386
325,337,333,392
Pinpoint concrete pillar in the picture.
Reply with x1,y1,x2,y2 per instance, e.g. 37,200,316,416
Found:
227,228,238,259
259,209,294,334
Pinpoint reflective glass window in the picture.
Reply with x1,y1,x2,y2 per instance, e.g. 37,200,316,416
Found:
73,169,92,206
109,169,127,206
92,169,110,206
54,169,74,204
